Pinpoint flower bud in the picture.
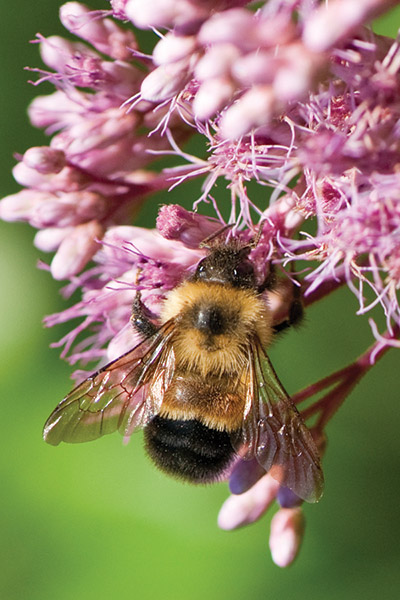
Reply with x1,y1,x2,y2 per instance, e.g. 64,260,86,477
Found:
125,0,198,29
255,13,296,47
228,458,266,494
220,86,279,140
156,204,221,248
28,91,81,129
39,35,98,73
218,475,279,530
302,0,395,53
34,227,73,252
60,2,137,60
110,0,128,20
194,43,240,81
277,486,303,509
153,33,197,66
198,8,256,52
13,162,86,193
269,508,305,568
50,220,104,280
23,147,66,174
273,44,327,103
193,77,235,121
262,193,305,234
140,58,191,102
0,190,47,223
232,50,278,86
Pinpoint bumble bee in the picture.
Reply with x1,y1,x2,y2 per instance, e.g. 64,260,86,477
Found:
43,243,324,503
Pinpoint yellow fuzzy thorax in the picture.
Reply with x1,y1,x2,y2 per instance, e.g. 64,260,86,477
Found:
160,280,272,377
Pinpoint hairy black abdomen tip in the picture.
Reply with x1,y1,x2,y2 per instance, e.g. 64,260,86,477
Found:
144,416,236,484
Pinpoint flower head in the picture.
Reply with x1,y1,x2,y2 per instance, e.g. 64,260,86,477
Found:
0,2,190,279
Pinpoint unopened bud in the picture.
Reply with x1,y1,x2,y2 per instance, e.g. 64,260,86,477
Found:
23,147,66,174
60,2,137,60
50,220,104,279
140,59,191,103
153,33,197,66
193,77,235,121
157,204,221,248
218,475,279,530
269,508,305,567
34,227,73,252
220,86,279,140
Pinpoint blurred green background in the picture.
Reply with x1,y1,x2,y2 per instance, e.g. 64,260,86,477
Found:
1,2,400,599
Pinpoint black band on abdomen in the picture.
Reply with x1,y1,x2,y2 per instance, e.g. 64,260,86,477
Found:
144,416,237,484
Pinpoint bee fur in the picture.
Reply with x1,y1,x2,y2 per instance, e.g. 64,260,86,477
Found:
134,244,299,483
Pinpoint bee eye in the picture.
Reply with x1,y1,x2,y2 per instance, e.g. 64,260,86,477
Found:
196,260,214,278
233,261,254,280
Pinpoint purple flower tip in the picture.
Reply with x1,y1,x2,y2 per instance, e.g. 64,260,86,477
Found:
229,458,266,494
277,486,303,509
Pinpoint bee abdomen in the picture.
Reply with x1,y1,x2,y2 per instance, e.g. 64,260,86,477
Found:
144,416,237,484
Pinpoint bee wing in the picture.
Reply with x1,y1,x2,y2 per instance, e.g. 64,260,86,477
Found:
232,338,324,503
43,321,176,446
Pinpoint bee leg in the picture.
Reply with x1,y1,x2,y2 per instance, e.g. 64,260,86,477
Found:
131,287,159,338
257,262,278,294
272,282,304,334
258,264,303,333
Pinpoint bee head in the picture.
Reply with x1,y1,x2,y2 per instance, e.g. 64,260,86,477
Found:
193,245,256,289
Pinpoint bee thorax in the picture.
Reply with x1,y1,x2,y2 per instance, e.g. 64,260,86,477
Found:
192,305,229,335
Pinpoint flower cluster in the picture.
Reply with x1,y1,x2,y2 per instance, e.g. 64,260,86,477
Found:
0,2,191,280
3,0,400,567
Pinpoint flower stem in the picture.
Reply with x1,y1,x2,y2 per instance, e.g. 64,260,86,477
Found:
294,326,399,431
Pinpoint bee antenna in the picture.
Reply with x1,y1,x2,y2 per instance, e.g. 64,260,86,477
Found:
199,223,233,249
199,220,266,252
248,220,266,249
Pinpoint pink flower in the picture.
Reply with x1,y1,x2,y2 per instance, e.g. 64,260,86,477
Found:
0,2,188,278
